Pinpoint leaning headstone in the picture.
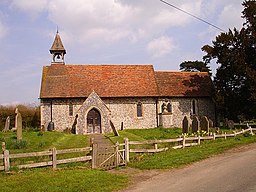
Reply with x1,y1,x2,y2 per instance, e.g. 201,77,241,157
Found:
209,119,214,128
14,108,19,130
110,120,119,136
224,118,229,127
201,116,209,133
16,111,23,140
182,116,189,133
192,116,200,133
3,116,10,132
227,120,234,129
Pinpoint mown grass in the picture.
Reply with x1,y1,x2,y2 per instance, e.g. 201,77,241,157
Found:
106,127,256,170
0,130,90,153
105,127,182,144
0,168,128,192
0,130,129,192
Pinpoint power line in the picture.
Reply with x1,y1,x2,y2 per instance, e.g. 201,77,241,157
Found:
160,0,225,32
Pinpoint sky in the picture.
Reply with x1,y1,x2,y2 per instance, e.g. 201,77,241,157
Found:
0,0,245,105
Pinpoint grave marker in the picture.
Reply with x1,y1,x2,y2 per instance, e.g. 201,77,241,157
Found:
182,116,189,133
192,116,200,133
3,116,10,132
201,116,209,133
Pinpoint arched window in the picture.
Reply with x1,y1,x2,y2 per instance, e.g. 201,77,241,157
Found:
192,100,196,115
69,103,73,116
167,103,172,113
161,103,165,113
137,102,142,117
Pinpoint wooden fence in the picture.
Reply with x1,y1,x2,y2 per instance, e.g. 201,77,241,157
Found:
1,146,92,172
92,142,127,170
125,127,256,163
1,127,255,171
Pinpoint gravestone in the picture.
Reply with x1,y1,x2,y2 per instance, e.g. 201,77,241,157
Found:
209,119,214,128
13,108,19,130
182,116,189,133
224,118,229,127
192,116,200,133
110,120,119,136
201,116,209,133
16,110,23,140
228,120,234,129
3,116,10,132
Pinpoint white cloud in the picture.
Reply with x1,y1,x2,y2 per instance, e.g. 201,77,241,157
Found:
218,4,243,30
0,9,8,39
45,0,205,45
10,0,49,19
0,18,7,39
147,36,175,58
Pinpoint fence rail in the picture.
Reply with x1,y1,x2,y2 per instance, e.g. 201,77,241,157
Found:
1,127,256,171
1,147,92,171
126,127,256,160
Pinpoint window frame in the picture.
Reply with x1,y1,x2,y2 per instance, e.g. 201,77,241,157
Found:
136,102,143,118
69,103,73,116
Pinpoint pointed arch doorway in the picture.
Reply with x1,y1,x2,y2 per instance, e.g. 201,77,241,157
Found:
87,108,102,134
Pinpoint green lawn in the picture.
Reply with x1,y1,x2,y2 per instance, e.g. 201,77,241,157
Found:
129,135,256,169
0,130,128,192
0,131,90,153
106,127,256,170
1,128,256,191
0,168,128,192
105,127,182,144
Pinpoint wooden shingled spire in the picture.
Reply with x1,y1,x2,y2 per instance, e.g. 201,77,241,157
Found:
50,30,66,64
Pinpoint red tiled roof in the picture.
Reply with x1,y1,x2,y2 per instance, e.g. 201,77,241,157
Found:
40,65,214,98
155,71,214,97
40,64,159,98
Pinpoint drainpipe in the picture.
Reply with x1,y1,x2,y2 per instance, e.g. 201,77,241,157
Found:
47,100,54,131
156,98,159,127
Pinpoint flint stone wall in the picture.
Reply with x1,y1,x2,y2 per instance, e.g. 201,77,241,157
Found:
40,96,215,134
157,97,215,128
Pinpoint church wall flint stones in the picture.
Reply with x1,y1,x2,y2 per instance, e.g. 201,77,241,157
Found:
39,32,216,134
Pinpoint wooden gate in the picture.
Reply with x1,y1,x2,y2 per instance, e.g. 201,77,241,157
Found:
92,142,127,170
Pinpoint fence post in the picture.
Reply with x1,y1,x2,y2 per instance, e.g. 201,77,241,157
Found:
124,138,129,164
115,142,119,167
92,143,97,169
182,135,186,149
2,142,5,152
153,143,158,150
250,127,254,135
224,132,227,140
213,133,216,140
4,150,10,172
198,136,201,145
52,147,57,169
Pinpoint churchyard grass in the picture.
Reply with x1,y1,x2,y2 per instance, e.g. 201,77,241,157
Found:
0,130,90,153
129,134,256,169
106,127,256,170
105,127,182,144
0,168,128,192
0,130,129,192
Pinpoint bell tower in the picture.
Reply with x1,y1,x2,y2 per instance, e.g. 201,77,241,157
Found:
49,30,66,64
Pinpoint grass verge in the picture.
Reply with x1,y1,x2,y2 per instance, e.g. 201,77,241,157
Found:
128,135,256,169
0,168,128,192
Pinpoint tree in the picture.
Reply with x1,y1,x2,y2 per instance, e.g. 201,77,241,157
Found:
179,60,212,75
202,0,256,121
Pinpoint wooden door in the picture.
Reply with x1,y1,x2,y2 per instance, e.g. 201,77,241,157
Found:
87,109,101,134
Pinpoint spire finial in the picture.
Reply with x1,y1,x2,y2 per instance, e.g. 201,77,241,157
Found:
56,25,59,33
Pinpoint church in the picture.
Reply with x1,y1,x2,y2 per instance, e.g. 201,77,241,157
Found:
39,32,216,134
